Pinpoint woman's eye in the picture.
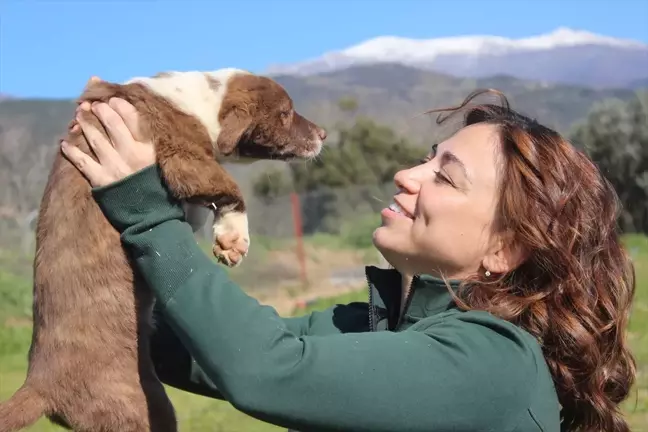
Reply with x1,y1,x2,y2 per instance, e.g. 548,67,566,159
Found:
419,144,438,165
434,171,452,186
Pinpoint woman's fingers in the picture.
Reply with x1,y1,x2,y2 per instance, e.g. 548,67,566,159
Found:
67,118,80,134
90,101,136,153
63,84,156,187
60,140,110,186
76,104,121,164
100,98,156,170
107,98,146,142
81,76,102,93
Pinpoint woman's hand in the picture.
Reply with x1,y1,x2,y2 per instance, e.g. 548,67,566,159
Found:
61,89,156,188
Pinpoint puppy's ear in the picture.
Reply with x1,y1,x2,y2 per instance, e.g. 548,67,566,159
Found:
216,110,252,155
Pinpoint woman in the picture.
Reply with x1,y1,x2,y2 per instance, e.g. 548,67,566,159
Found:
61,89,636,432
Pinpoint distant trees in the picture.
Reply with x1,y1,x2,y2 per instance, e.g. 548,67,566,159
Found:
0,118,56,253
571,91,648,232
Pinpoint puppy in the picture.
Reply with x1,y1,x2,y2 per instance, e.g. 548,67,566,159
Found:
0,69,326,432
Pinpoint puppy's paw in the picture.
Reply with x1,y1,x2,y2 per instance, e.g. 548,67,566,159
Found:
212,211,250,267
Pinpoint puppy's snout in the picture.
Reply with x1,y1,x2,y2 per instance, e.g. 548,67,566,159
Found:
317,127,327,141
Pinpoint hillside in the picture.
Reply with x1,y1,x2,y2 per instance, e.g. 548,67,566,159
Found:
272,63,638,140
0,64,640,222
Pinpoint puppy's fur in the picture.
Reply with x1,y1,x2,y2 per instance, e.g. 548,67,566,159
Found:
0,69,326,432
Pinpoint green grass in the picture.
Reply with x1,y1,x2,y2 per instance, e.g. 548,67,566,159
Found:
1,340,281,431
1,235,647,430
622,235,648,429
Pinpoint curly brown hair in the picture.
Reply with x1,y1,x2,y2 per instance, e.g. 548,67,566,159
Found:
426,90,637,432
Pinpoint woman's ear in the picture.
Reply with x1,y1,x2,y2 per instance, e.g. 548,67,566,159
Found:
482,235,527,275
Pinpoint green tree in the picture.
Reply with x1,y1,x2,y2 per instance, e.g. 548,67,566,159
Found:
290,116,423,191
252,111,425,234
251,168,293,203
571,91,648,232
337,96,358,114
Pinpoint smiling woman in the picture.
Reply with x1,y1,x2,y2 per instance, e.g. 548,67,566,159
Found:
60,88,635,432
374,122,505,280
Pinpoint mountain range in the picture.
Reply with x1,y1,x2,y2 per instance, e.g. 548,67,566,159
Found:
266,28,648,89
0,63,640,208
0,27,646,219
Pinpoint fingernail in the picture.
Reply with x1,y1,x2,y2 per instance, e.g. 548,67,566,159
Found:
60,139,68,149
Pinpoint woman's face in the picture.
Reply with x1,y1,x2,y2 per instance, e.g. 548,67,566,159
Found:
373,122,509,279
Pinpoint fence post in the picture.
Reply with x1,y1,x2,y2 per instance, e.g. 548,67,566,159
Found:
290,192,308,289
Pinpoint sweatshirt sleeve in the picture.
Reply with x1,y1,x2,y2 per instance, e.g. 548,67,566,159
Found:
92,165,538,432
150,300,369,399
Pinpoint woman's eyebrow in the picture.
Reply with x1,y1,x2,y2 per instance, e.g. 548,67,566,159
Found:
440,151,471,184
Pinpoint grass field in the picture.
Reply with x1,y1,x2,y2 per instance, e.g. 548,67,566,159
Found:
1,236,647,431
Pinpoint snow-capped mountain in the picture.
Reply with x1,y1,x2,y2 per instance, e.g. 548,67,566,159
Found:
266,28,648,88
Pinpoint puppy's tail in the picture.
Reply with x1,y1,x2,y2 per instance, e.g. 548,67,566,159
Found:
0,385,48,432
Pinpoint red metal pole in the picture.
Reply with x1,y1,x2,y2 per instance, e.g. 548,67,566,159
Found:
290,192,307,288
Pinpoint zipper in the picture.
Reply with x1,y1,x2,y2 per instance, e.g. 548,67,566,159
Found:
395,275,418,330
366,269,419,332
365,268,376,332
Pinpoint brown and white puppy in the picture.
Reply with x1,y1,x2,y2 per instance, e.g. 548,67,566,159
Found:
0,69,326,432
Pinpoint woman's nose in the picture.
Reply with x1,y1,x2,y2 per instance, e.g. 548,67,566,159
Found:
394,168,421,194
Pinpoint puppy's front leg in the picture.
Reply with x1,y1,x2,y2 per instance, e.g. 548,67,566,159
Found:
210,200,250,268
76,80,250,266
182,203,211,233
158,156,250,268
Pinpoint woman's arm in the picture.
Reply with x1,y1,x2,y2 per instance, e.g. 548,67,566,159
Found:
150,304,225,400
92,165,539,432
150,296,370,400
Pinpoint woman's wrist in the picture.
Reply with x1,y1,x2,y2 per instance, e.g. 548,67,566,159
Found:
92,164,185,233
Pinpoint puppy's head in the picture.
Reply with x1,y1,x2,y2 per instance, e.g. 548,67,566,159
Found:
215,73,326,161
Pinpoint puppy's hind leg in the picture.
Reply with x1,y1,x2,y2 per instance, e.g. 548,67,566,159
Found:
62,395,175,432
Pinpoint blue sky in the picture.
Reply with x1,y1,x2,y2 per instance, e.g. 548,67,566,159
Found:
1,0,647,98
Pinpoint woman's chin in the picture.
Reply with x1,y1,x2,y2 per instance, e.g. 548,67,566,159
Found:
372,225,398,255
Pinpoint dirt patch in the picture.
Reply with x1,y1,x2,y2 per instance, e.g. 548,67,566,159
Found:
247,244,385,315
255,281,367,316
3,317,32,328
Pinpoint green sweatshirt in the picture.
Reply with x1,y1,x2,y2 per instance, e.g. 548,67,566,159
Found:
92,165,561,432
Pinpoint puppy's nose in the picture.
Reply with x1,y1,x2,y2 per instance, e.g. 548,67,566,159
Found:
317,128,327,141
